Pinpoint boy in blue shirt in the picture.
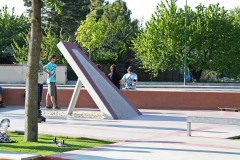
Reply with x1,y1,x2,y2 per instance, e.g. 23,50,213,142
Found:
43,54,60,109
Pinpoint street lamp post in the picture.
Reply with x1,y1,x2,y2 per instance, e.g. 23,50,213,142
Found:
184,0,188,85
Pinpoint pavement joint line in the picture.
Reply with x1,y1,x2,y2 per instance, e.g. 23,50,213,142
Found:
121,125,231,143
48,142,127,158
38,122,155,135
182,142,240,150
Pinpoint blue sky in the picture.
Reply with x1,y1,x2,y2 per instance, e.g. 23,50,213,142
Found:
1,0,240,23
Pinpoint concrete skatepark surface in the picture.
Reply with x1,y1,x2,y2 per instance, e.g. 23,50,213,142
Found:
0,106,240,160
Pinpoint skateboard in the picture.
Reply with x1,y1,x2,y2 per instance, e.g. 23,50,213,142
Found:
218,107,240,112
52,137,67,147
0,118,10,143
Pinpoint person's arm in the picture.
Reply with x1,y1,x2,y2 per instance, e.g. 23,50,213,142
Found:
107,73,111,80
43,64,51,76
118,73,121,84
134,74,138,82
120,74,126,84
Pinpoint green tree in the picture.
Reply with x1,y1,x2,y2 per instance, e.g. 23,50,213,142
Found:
133,0,184,76
88,0,106,19
188,4,240,80
41,25,70,64
133,0,240,81
23,0,91,40
12,25,69,64
76,0,139,64
12,33,29,64
0,6,29,64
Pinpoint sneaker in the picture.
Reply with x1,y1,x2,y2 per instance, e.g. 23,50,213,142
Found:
53,106,61,110
45,105,52,109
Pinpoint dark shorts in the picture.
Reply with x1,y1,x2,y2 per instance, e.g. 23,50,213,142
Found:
48,82,56,96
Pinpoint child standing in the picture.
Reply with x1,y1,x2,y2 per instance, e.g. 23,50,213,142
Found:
43,54,60,109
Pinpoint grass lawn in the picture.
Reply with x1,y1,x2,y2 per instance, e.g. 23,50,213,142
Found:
0,132,114,156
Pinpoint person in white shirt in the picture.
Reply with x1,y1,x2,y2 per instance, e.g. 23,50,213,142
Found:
121,66,138,89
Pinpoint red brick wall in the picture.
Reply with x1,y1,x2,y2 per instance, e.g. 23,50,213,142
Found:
3,88,239,110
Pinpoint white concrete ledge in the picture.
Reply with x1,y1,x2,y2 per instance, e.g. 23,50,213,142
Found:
187,116,240,136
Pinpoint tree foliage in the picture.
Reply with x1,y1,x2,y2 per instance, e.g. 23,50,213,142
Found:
23,0,91,40
133,0,240,80
12,25,70,64
0,6,29,64
133,0,184,76
11,33,29,64
76,0,140,63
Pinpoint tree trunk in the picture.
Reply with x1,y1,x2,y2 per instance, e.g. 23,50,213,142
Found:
24,0,42,142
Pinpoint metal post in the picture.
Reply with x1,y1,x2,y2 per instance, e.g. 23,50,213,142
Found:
184,0,188,86
187,122,191,136
67,79,82,115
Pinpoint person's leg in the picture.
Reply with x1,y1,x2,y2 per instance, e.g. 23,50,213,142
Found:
55,85,58,107
51,96,56,108
38,84,45,121
40,84,43,107
0,87,3,102
46,93,49,106
49,83,56,108
46,84,51,108
38,84,43,111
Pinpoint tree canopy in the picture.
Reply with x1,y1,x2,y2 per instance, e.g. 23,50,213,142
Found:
0,6,29,64
12,24,70,64
133,0,240,80
76,0,140,64
23,0,91,40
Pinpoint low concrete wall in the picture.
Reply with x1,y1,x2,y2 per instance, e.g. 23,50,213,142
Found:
0,64,67,84
2,87,240,110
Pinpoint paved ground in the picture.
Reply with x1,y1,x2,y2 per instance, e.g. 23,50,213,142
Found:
0,106,240,160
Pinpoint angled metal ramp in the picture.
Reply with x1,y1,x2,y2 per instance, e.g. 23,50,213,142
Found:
57,42,142,119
